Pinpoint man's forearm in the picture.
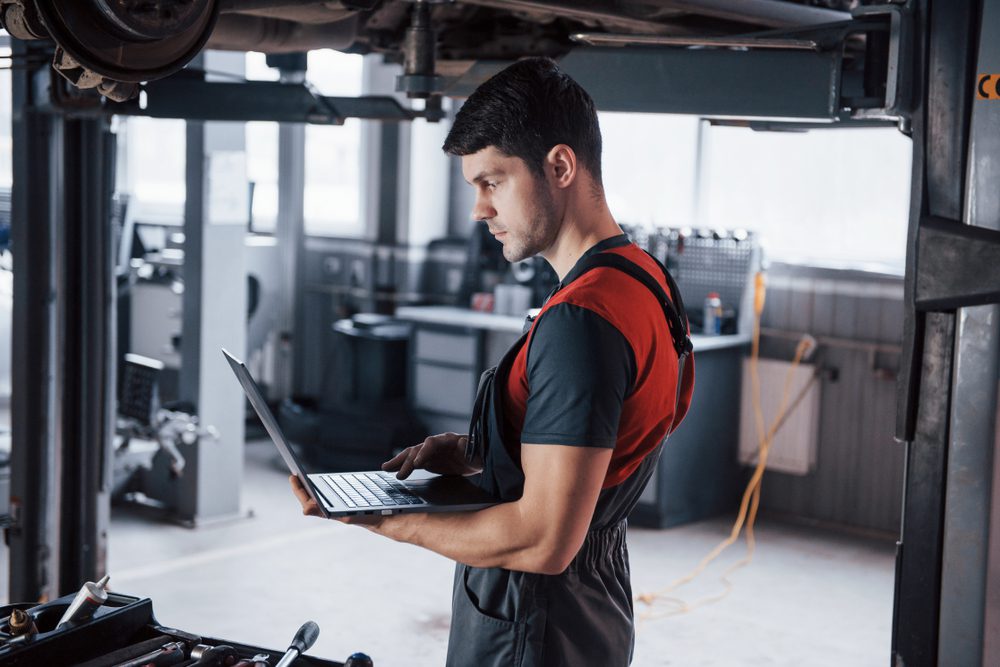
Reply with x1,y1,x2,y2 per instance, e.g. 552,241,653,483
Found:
348,444,611,575
375,499,567,575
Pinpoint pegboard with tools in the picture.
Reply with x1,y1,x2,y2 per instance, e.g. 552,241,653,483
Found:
623,225,761,334
0,582,373,667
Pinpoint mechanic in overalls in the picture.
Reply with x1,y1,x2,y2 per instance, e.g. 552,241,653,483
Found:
291,57,695,666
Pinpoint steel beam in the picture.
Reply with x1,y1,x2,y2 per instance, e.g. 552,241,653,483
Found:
936,0,1000,658
113,76,416,124
563,46,840,118
892,0,984,664
896,0,978,441
444,46,842,119
57,116,116,594
8,40,60,603
275,66,306,401
367,57,404,313
987,402,1000,666
915,218,1000,310
893,311,955,665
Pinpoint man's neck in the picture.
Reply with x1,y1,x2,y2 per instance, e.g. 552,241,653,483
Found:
542,202,623,280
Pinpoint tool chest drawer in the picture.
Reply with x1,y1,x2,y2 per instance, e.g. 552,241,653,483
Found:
0,591,361,667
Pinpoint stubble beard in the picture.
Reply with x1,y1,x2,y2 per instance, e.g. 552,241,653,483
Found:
501,178,560,263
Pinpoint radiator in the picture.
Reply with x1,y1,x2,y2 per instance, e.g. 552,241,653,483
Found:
738,358,820,476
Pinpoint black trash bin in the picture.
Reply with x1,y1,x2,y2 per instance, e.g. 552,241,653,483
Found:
322,313,411,410
279,313,423,472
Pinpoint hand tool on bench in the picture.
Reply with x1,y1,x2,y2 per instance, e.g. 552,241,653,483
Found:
275,621,320,667
111,640,187,667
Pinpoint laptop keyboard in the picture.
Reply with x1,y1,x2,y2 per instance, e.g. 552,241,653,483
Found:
320,472,426,509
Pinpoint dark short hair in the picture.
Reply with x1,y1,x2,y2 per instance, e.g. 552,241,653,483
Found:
442,57,603,182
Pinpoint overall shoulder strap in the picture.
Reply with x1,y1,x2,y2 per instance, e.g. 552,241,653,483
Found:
561,250,693,433
562,251,693,361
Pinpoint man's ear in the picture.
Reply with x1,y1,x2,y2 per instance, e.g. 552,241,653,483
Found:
545,144,577,189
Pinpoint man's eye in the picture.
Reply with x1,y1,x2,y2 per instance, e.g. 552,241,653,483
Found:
487,182,498,190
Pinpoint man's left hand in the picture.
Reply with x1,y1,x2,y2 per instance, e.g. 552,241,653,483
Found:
288,475,395,531
289,475,323,517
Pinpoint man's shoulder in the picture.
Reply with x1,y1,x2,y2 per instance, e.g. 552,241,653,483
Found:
531,247,674,365
550,248,664,318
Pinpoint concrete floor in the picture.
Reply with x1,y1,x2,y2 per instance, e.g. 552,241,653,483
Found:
0,439,896,666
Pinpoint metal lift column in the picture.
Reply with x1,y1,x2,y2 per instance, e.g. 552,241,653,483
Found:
8,40,116,600
175,51,248,524
935,0,1000,660
270,52,306,401
893,0,1000,663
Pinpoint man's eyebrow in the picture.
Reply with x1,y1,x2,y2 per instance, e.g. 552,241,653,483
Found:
468,170,501,185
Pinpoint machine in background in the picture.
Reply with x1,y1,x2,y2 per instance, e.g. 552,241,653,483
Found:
111,195,274,524
112,353,220,521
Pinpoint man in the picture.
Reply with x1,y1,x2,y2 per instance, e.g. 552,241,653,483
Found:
291,57,694,666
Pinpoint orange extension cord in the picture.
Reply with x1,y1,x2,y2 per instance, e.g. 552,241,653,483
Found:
637,273,817,621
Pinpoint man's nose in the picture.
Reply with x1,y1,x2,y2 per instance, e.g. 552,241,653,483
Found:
471,194,496,222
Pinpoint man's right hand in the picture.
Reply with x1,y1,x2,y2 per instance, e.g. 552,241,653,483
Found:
382,432,482,479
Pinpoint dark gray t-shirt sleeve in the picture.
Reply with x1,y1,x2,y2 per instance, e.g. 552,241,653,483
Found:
520,303,636,448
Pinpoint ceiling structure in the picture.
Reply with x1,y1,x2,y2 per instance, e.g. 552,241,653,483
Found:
0,0,863,101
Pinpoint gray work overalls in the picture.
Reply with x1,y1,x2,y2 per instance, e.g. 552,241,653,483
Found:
445,251,692,667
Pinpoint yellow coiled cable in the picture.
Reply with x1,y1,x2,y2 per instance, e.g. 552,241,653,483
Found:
637,272,816,621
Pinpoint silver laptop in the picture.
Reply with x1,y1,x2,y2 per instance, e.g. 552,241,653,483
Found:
223,349,498,518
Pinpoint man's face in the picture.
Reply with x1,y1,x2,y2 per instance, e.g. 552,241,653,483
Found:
461,146,560,263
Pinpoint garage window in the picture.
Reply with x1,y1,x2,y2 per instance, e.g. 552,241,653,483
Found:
698,123,912,273
303,49,365,238
119,117,187,224
599,111,912,273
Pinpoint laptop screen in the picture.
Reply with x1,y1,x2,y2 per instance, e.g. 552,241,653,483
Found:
222,349,329,516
